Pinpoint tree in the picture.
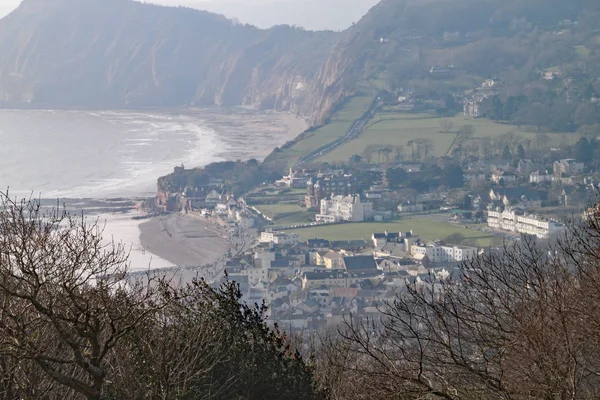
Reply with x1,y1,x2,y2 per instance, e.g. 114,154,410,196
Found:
439,119,454,133
573,136,595,164
407,140,417,161
386,167,409,189
394,145,405,163
363,145,379,164
106,279,321,400
575,103,600,127
517,143,526,160
421,139,434,160
0,194,322,399
0,194,168,400
381,147,393,164
457,124,475,141
349,154,362,164
443,232,465,244
441,164,464,189
321,212,600,399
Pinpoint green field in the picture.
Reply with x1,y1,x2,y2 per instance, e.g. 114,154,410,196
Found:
315,111,578,164
290,219,495,246
253,203,315,227
267,92,374,168
575,45,591,58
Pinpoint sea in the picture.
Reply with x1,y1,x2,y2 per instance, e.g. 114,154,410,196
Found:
0,109,230,199
0,108,299,271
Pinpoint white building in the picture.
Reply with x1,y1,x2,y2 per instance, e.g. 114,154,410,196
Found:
487,208,517,232
487,207,565,239
316,194,370,223
397,203,424,213
529,170,553,184
491,171,517,184
411,243,479,263
260,231,300,245
553,159,584,176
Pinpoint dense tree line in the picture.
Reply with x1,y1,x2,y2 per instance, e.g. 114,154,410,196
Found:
6,189,600,399
157,159,282,197
0,193,319,400
483,93,600,133
313,203,600,399
386,163,464,191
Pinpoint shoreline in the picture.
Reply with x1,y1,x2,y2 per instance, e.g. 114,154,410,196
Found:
18,108,307,270
138,213,231,268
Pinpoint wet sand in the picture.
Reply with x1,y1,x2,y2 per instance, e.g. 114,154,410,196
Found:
139,213,230,267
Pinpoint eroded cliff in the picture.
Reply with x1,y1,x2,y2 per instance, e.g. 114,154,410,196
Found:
0,0,343,123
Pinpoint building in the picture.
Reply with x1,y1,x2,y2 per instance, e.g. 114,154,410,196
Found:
487,207,566,239
307,238,330,251
305,175,358,209
301,269,381,290
482,79,500,89
553,159,584,176
343,256,379,273
323,251,345,269
463,91,496,118
204,189,222,205
411,243,479,263
530,170,553,184
275,168,312,188
316,195,371,223
489,188,543,208
491,171,517,184
487,207,519,232
517,159,537,175
260,231,300,246
397,203,424,213
372,231,414,248
429,65,456,77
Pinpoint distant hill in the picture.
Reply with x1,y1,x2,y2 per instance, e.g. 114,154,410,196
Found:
1,0,599,131
0,0,338,122
172,0,380,32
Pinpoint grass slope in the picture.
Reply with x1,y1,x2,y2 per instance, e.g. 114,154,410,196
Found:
315,111,578,164
267,92,375,168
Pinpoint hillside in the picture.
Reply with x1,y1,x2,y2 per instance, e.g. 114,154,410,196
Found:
1,0,600,145
265,0,600,168
0,0,338,122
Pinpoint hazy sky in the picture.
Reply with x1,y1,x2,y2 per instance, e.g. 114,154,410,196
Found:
0,0,379,31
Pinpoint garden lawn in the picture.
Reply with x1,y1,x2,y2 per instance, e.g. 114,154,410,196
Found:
254,203,315,227
290,219,495,246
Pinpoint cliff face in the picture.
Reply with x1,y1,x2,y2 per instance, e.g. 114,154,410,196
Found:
0,0,340,122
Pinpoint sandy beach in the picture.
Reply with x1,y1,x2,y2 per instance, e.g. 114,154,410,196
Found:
139,213,230,267
96,211,174,272
83,110,306,272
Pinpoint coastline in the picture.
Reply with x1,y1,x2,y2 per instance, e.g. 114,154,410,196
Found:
138,213,230,268
56,109,307,272
132,110,307,268
96,211,174,272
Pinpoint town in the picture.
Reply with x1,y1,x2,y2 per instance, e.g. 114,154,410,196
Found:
152,123,598,330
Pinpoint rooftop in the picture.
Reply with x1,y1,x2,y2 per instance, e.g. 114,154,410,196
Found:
343,256,378,272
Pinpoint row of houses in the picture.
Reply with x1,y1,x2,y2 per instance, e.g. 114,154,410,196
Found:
243,228,482,329
472,159,584,185
487,207,566,239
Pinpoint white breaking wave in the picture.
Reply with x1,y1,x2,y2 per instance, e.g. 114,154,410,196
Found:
0,110,227,199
